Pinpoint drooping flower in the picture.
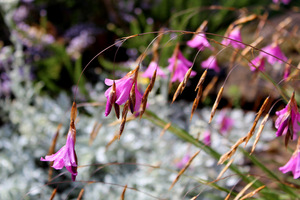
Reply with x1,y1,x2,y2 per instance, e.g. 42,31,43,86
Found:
104,68,143,116
142,61,166,79
203,130,211,146
222,27,245,49
201,56,220,72
217,110,234,135
167,49,196,82
187,33,211,51
249,56,265,72
260,44,287,65
40,125,78,181
273,0,291,5
279,138,300,179
275,92,300,140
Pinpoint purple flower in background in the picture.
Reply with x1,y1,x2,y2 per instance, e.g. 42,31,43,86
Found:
0,73,11,97
203,130,211,146
217,110,234,135
261,44,287,65
105,69,142,116
187,33,211,51
249,56,265,72
13,5,29,23
201,56,220,72
222,27,245,49
66,31,95,59
142,61,166,79
167,50,196,82
176,154,191,169
14,22,54,49
273,0,291,5
275,92,300,139
40,127,78,181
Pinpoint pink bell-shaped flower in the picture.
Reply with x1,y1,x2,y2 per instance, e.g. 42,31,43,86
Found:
222,27,245,49
275,92,300,140
142,61,166,79
187,33,211,51
167,49,196,82
260,44,287,65
279,138,300,179
104,68,143,116
41,123,78,181
249,56,265,72
201,56,220,72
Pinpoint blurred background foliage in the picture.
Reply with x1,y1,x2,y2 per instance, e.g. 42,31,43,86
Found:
2,0,297,97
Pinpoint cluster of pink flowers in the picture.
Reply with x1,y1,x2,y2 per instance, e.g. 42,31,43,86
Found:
105,68,143,116
273,0,291,5
249,43,287,72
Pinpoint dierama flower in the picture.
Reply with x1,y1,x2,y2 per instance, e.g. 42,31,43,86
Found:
201,56,220,72
249,56,265,72
203,130,211,146
260,44,287,65
105,68,143,116
217,110,234,135
275,92,300,140
279,138,300,179
167,48,196,82
222,27,245,49
187,33,211,51
176,154,191,169
40,103,78,181
273,0,291,5
142,61,166,79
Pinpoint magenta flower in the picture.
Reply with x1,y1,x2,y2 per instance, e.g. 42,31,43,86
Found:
187,33,211,51
217,110,234,135
176,154,191,169
142,61,166,79
167,50,196,82
279,145,300,179
249,56,265,72
40,127,78,181
260,44,287,65
104,69,143,115
201,56,220,72
275,92,300,139
222,27,245,49
203,130,211,146
273,0,291,5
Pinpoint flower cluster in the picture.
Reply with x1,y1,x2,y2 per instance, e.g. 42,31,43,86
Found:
105,68,143,116
250,43,287,72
